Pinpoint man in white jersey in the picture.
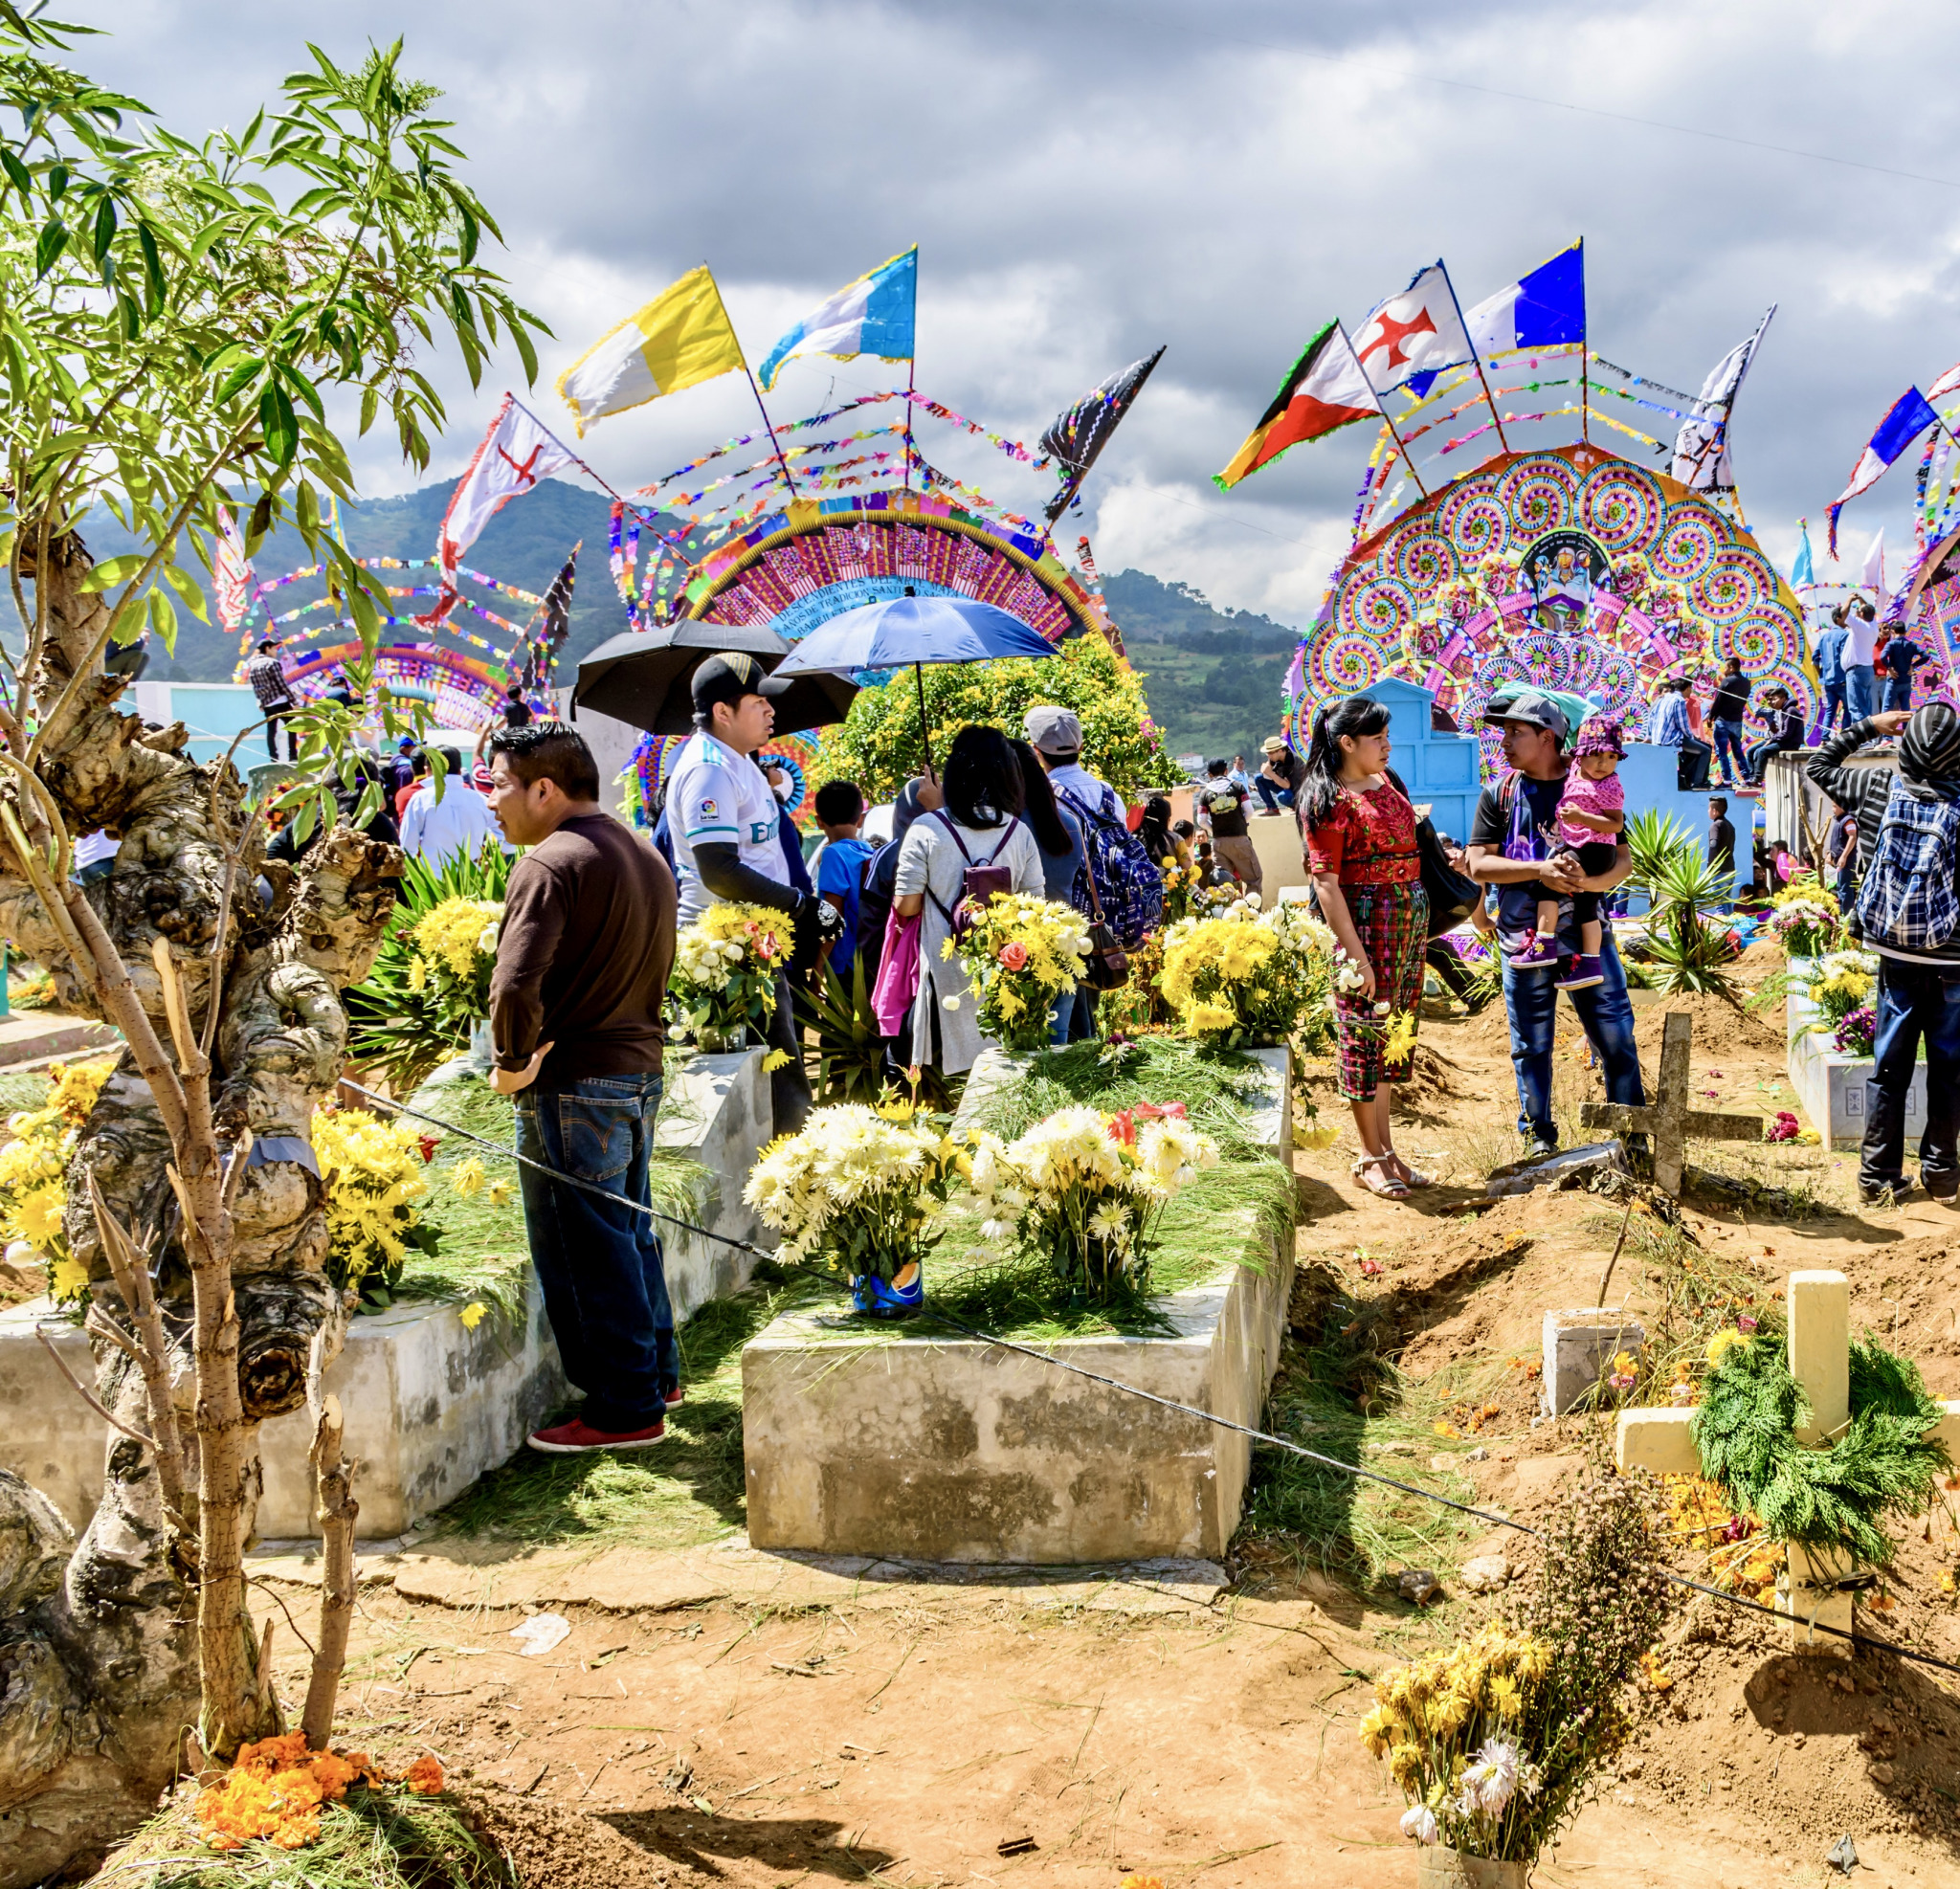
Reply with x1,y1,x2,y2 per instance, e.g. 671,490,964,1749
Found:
666,653,828,1134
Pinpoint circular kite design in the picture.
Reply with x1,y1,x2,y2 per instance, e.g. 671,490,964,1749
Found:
1300,445,1811,783
1579,465,1662,553
1438,487,1511,561
1689,546,1771,625
1389,525,1459,600
1337,573,1414,642
1496,456,1576,533
1651,507,1723,583
1309,630,1385,696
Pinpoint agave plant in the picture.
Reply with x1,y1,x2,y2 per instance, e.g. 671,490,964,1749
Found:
1631,844,1739,995
345,842,516,1088
795,956,888,1104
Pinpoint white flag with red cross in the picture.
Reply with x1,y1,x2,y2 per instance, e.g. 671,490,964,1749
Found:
1351,262,1474,396
419,394,576,627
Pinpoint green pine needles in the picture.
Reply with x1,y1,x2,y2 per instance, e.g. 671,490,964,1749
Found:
1691,1329,1952,1567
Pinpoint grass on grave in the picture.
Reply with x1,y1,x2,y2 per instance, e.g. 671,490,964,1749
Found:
1238,1329,1507,1590
386,1077,710,1328
114,1787,511,1889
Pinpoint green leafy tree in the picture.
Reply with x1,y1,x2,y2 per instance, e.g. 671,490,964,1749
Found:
813,633,1184,802
0,12,546,1878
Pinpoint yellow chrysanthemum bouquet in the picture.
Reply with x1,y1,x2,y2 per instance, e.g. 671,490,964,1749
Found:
949,892,1092,1053
1159,899,1334,1048
742,1101,964,1314
1158,851,1206,925
406,895,503,1028
671,902,795,1053
0,1057,115,1302
1360,1622,1554,1856
1768,874,1838,958
965,1102,1217,1301
311,1105,438,1304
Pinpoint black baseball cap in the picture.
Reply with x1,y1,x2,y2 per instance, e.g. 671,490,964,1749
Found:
691,651,791,716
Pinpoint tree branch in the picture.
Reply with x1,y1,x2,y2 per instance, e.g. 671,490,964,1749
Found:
301,1393,357,1750
36,1322,159,1451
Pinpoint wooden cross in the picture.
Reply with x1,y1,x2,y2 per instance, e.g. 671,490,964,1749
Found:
1616,1270,1960,1655
1580,1011,1764,1195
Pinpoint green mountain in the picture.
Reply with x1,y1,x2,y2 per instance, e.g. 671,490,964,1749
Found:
1102,569,1302,769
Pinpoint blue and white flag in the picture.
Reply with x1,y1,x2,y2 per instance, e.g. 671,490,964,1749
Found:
1792,518,1815,590
757,247,917,391
1462,240,1586,361
1827,387,1939,556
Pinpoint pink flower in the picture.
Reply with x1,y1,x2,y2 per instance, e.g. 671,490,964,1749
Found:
998,941,1028,970
1738,1314,1758,1333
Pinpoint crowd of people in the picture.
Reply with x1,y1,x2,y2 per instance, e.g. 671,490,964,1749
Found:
270,612,1954,1454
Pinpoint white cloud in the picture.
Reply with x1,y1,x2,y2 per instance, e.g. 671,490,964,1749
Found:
70,0,1960,614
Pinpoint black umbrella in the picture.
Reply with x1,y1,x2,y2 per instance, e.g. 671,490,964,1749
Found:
571,618,858,737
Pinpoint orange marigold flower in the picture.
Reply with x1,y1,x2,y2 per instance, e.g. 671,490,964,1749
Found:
403,1753,445,1795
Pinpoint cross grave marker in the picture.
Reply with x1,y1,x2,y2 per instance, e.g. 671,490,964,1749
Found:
1580,1011,1764,1196
1615,1268,1960,1655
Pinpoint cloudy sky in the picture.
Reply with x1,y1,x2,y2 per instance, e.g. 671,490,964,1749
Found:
86,0,1960,627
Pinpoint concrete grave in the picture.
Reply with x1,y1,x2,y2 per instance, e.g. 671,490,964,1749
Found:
1784,976,1926,1152
741,1047,1295,1564
0,1046,775,1543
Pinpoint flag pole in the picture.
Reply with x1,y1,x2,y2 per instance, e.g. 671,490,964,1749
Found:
1439,264,1510,456
902,356,917,494
703,268,799,499
1341,323,1431,500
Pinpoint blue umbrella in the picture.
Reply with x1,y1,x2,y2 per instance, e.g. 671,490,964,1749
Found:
772,590,1059,773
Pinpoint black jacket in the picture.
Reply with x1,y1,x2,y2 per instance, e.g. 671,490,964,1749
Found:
1805,718,1897,880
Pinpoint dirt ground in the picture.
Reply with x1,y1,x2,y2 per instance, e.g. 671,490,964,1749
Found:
219,975,1960,1888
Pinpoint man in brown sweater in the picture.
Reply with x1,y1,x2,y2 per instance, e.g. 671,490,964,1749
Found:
485,722,680,1454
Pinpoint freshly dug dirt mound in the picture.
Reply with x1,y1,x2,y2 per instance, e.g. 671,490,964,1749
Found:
1633,989,1785,1060
464,1790,726,1889
1397,1042,1473,1107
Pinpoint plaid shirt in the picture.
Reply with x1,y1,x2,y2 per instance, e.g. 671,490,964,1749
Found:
246,651,294,710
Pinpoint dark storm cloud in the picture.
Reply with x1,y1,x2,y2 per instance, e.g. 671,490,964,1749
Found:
81,1,1960,618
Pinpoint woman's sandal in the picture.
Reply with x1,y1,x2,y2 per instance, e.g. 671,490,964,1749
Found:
1392,1157,1436,1189
1353,1154,1410,1200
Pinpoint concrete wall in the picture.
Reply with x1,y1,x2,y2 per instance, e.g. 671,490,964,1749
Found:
741,1048,1294,1564
555,687,646,811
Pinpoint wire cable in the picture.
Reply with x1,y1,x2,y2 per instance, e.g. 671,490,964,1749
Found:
342,1078,1960,1678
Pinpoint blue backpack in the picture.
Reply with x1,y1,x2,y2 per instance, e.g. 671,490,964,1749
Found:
1855,775,1960,953
1058,785,1163,949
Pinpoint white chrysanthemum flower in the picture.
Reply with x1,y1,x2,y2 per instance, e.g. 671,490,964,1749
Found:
1399,1805,1438,1845
1458,1739,1522,1815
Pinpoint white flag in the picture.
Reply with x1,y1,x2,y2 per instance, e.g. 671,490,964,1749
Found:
213,504,255,634
1860,526,1886,593
419,396,575,627
1670,308,1774,492
1351,262,1473,395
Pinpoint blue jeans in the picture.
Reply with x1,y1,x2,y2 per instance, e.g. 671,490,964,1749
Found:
515,1072,676,1433
1882,677,1914,712
1744,735,1791,783
1048,983,1095,1045
1863,959,1960,1197
1844,663,1876,722
1501,933,1645,1147
1815,682,1846,740
1711,718,1748,784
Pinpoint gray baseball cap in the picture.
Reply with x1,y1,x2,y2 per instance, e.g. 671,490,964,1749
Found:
1024,705,1082,754
1481,688,1569,742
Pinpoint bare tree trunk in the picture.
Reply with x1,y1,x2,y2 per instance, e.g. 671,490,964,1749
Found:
0,528,400,1886
301,1395,357,1750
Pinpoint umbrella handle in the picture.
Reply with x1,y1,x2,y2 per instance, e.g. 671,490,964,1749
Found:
914,661,935,781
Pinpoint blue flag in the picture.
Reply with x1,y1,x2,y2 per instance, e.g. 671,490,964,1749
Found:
1792,519,1815,589
1827,387,1940,557
1463,240,1586,358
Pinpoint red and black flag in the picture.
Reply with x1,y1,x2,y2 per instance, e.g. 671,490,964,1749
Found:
1214,322,1377,490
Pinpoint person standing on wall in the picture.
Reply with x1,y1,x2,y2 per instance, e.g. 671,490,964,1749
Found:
666,654,832,1139
475,681,534,766
247,636,299,763
484,722,682,1455
1463,690,1645,1162
1812,606,1850,741
1879,622,1930,712
1300,696,1429,1201
1706,656,1752,789
1843,598,1881,722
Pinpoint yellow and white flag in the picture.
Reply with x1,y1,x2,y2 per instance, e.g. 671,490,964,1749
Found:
556,265,746,434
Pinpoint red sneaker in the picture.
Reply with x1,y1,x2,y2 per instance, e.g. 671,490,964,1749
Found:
526,1417,667,1455
661,1387,683,1407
